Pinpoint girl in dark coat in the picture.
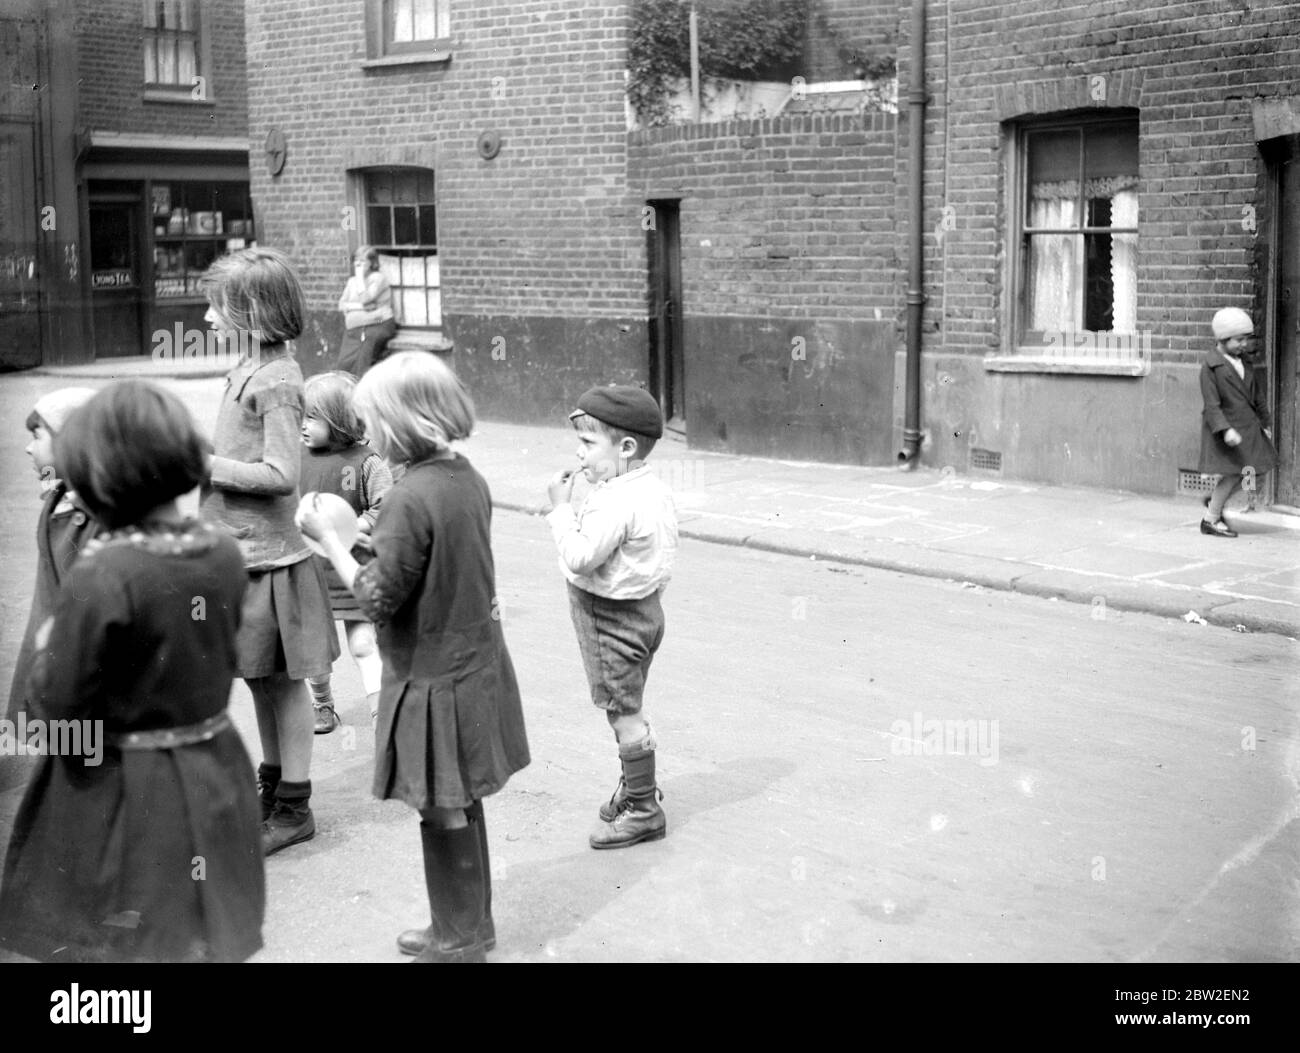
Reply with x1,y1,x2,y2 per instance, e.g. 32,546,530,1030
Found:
0,381,264,962
1198,307,1277,538
297,352,529,963
5,388,99,734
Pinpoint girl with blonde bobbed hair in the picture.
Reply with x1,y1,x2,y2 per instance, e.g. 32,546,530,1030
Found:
297,352,529,963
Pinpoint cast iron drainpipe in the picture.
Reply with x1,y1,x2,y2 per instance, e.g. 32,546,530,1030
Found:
899,0,926,468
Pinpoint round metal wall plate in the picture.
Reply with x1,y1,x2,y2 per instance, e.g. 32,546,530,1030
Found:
476,130,502,160
265,128,287,175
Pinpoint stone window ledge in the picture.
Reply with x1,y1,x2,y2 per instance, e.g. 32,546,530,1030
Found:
361,50,451,70
983,353,1150,377
143,88,211,104
387,329,453,355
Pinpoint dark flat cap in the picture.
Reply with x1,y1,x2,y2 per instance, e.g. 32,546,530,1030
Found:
569,384,664,438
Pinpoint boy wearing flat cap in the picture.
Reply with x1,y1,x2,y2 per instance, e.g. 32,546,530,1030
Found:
1198,307,1276,537
546,385,678,849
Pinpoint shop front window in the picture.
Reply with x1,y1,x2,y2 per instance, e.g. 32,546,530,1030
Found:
151,182,254,300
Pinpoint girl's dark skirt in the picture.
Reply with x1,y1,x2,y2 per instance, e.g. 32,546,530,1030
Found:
0,727,264,963
337,319,397,377
372,650,530,811
236,556,340,680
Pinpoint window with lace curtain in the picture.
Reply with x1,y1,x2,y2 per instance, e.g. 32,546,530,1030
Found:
143,0,199,88
992,115,1146,375
361,168,441,329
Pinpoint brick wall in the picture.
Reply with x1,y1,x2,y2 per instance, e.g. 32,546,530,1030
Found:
629,111,899,462
630,112,897,319
75,0,247,138
246,0,648,414
896,0,1300,491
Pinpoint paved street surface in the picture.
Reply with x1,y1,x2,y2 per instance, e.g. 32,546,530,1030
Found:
1,366,1297,962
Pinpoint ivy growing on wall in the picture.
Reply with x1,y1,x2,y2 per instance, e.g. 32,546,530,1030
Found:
628,0,809,126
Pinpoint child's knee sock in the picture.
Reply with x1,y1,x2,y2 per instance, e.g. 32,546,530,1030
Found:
272,778,312,822
308,674,333,708
618,728,659,804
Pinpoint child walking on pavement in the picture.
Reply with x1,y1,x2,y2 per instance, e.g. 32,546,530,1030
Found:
201,248,339,855
297,352,529,963
0,382,263,962
300,371,393,732
6,388,99,734
1198,307,1277,538
546,385,678,849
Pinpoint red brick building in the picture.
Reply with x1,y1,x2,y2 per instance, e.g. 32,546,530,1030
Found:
0,0,249,367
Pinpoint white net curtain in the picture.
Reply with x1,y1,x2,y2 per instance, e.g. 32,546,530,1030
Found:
1026,176,1138,334
1023,123,1139,343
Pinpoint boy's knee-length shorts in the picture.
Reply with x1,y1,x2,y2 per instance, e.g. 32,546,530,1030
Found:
567,583,665,715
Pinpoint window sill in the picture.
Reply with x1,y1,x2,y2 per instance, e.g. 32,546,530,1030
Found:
388,328,453,355
361,51,452,70
143,88,211,105
983,353,1150,377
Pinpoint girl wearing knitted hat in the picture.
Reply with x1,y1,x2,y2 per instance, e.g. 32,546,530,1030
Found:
1198,307,1276,537
5,388,100,745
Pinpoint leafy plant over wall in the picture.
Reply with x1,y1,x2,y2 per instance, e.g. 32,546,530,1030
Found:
628,0,809,126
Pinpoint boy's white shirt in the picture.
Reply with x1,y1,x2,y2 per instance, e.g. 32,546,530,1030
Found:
546,464,678,600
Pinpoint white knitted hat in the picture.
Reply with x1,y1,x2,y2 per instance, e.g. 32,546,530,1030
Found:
1211,307,1253,341
30,387,97,433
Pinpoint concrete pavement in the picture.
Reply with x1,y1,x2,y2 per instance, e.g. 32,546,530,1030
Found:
28,355,1300,637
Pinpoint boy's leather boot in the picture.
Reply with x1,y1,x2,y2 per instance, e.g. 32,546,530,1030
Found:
398,800,496,955
598,723,658,821
412,822,487,963
256,763,281,822
590,737,666,849
262,779,315,855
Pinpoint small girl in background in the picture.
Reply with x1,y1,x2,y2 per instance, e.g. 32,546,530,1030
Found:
1198,307,1277,537
6,388,99,739
300,371,394,732
297,352,529,963
201,247,339,856
0,381,263,962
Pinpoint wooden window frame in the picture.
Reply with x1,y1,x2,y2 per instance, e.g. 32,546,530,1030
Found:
362,0,452,68
351,167,441,331
142,0,214,104
987,112,1148,376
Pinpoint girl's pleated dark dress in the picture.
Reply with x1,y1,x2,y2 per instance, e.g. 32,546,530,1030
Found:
355,454,530,809
0,522,265,963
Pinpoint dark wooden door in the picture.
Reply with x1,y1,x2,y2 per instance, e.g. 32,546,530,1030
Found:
648,200,684,428
89,198,144,357
0,118,40,368
1276,157,1300,507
